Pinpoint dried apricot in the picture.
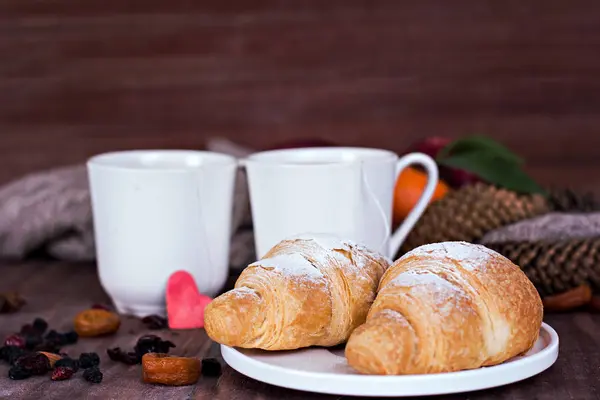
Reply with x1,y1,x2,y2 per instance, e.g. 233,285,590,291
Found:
38,351,62,367
73,309,121,337
142,353,200,386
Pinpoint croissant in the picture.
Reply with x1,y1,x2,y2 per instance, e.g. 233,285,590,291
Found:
345,241,543,375
204,234,390,350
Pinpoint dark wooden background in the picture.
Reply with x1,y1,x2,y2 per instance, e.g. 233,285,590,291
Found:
1,0,600,192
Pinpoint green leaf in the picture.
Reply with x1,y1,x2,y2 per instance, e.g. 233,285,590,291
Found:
437,135,524,165
438,150,546,195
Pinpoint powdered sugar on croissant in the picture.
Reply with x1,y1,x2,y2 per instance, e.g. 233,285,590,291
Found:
204,234,389,350
345,241,543,375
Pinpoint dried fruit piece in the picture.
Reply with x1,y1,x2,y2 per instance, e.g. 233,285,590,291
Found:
55,357,80,372
83,367,103,383
14,353,51,375
32,318,48,334
74,309,121,337
142,315,168,330
44,329,78,348
142,353,200,386
52,366,75,381
0,292,26,314
4,334,26,348
542,285,592,311
134,335,175,358
0,346,27,365
107,347,140,365
8,366,31,380
201,358,222,377
79,353,100,369
38,352,62,368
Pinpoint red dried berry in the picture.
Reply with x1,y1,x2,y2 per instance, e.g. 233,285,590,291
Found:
4,334,26,348
51,366,75,381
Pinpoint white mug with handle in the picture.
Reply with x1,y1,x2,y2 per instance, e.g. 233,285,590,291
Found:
243,147,438,259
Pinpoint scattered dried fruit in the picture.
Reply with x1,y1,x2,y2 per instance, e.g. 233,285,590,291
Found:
134,335,175,358
55,357,80,372
8,366,31,380
38,351,62,368
201,358,222,377
83,366,103,383
74,309,121,337
0,292,26,314
142,315,168,330
107,347,140,365
14,353,51,375
142,353,200,386
79,353,100,369
51,366,75,381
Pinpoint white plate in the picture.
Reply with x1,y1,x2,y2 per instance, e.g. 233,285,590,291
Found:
221,322,559,397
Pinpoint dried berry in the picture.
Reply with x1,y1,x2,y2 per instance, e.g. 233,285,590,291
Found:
24,334,43,350
55,357,80,372
0,346,27,365
44,330,64,345
51,366,75,381
38,352,62,368
0,292,26,313
8,366,31,380
82,366,103,383
141,315,168,330
107,347,140,365
44,330,78,347
14,353,51,375
32,318,48,334
20,324,34,335
4,334,26,348
201,358,222,377
79,353,100,369
134,335,175,358
142,353,200,386
74,309,121,337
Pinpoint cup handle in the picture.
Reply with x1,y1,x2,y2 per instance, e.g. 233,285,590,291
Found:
388,153,439,258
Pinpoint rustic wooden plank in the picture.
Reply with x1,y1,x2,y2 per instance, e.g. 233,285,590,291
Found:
1,260,600,399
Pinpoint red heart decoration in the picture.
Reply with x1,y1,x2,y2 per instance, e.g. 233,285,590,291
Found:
166,270,212,330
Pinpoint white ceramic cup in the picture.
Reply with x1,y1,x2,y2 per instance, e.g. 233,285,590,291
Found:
243,147,438,259
87,150,237,317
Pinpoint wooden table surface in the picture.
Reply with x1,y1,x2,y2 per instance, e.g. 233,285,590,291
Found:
1,260,599,400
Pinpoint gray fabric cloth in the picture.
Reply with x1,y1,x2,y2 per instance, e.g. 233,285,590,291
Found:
480,212,600,244
0,138,256,269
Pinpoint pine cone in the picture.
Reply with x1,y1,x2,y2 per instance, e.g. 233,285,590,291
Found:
401,183,550,254
486,238,600,297
547,188,600,212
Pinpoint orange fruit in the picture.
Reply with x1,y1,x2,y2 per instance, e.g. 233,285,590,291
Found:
393,167,449,225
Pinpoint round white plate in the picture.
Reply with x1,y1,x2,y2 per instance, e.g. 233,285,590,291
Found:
221,322,559,397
